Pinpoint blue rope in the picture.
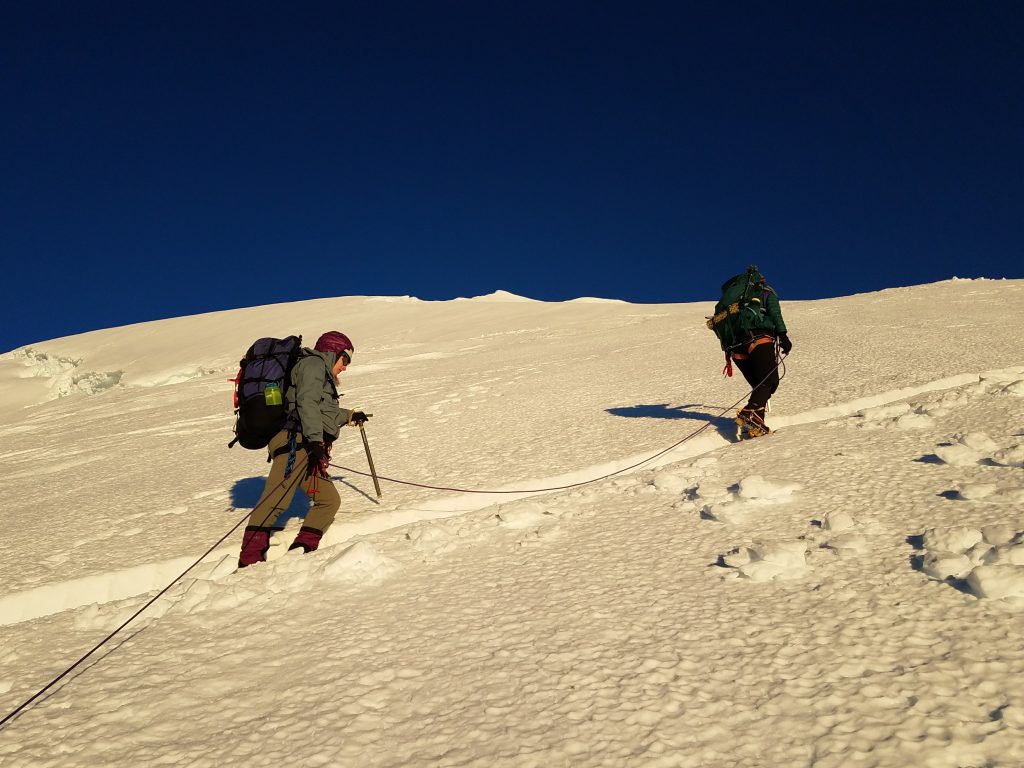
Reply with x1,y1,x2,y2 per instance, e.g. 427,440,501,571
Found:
284,432,298,479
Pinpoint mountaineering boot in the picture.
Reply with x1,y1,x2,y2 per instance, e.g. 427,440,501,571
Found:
736,407,771,439
238,526,272,568
288,526,323,554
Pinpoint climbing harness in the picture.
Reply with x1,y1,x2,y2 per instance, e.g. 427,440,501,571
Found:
729,335,775,360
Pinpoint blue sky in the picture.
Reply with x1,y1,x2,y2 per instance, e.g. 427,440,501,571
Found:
2,2,1021,353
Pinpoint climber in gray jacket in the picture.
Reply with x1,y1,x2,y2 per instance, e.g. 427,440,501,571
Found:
238,331,368,568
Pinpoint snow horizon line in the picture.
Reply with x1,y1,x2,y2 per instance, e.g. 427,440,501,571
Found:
3,275,1017,355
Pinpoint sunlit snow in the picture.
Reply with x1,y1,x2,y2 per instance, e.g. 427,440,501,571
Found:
1,278,1023,767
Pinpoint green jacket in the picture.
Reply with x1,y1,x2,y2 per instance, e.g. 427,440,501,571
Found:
287,348,353,444
757,287,788,336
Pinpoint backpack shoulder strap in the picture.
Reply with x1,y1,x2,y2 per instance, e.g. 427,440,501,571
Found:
288,349,338,393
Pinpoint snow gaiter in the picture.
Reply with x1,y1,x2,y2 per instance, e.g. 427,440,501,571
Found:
238,526,272,568
288,526,323,553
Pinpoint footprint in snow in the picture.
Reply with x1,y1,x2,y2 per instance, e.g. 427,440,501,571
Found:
697,474,801,524
850,401,937,430
716,511,871,583
929,432,1024,468
914,523,1024,606
947,482,1024,504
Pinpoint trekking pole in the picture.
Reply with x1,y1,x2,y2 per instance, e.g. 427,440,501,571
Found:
358,419,382,498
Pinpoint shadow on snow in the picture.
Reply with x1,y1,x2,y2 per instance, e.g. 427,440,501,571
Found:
606,403,738,440
231,477,310,530
231,472,379,531
906,532,973,596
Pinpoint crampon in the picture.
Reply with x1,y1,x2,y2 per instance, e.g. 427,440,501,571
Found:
735,407,771,440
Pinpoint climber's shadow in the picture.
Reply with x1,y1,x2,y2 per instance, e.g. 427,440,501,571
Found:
230,476,310,530
607,404,736,440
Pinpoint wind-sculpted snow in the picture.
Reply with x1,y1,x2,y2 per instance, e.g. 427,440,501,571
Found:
6,370,1018,629
4,347,123,401
0,346,215,407
694,473,802,525
919,524,1024,604
1,283,1024,767
932,431,1024,469
1,370,1023,767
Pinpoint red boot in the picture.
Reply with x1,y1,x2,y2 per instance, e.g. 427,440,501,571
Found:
288,526,323,553
238,526,271,568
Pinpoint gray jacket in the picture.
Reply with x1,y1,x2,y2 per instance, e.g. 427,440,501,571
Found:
287,348,352,443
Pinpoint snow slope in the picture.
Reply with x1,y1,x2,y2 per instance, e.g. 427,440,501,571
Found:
0,278,1023,767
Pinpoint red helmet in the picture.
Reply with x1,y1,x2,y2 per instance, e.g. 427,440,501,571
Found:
314,331,354,362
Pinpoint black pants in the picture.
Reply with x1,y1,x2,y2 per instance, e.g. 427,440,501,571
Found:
733,338,779,413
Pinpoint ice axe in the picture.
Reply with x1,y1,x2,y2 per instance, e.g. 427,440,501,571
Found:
357,415,382,498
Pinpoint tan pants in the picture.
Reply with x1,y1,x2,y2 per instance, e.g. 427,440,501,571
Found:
246,430,341,533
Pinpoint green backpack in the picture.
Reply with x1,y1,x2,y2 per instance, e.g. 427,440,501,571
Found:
706,266,769,351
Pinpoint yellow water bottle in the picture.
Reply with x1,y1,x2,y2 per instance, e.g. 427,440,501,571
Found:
264,384,283,406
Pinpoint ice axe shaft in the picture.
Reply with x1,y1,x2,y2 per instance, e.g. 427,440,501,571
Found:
359,420,382,498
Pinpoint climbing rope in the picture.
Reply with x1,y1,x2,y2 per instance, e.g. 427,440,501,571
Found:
0,460,309,731
327,353,789,495
0,351,788,730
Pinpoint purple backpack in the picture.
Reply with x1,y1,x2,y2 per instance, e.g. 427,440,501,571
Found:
229,336,303,449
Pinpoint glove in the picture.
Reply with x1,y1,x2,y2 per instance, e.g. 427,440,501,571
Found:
348,411,369,426
778,333,793,354
304,441,326,479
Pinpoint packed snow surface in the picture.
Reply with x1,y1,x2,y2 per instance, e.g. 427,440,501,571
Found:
0,278,1023,767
